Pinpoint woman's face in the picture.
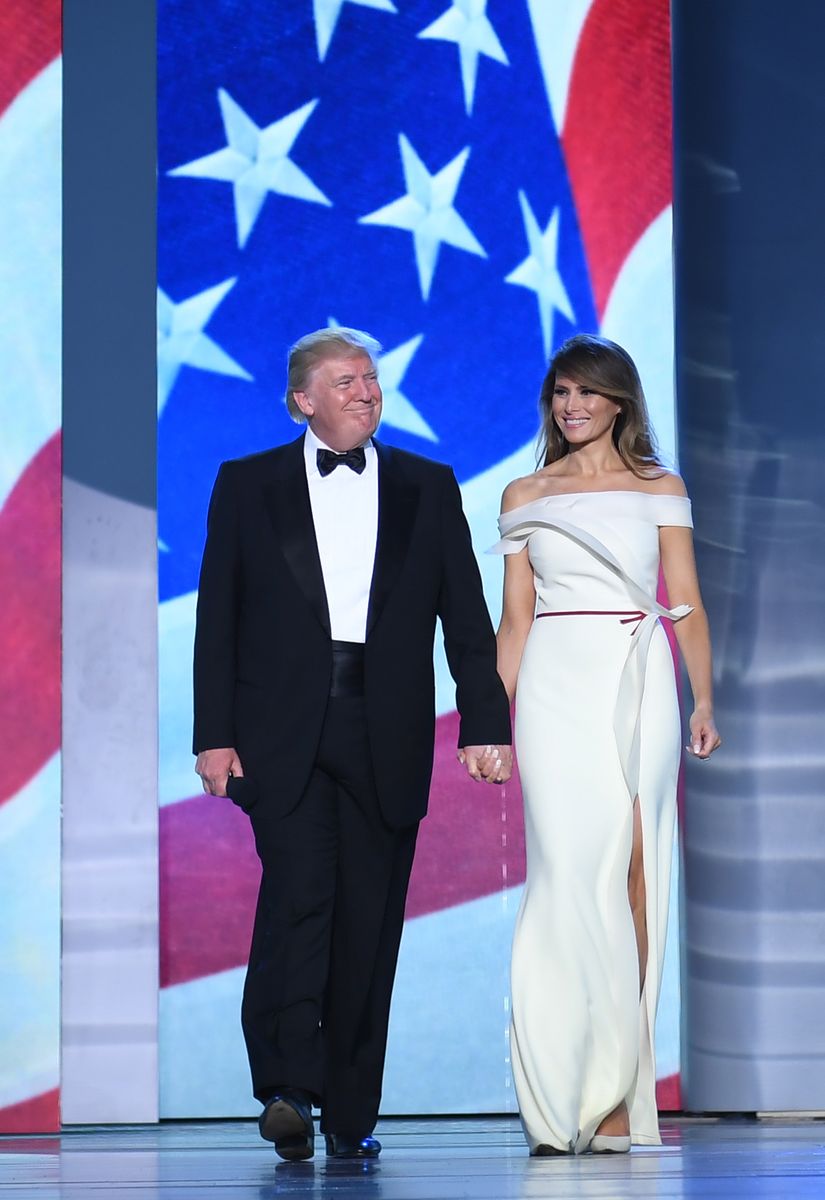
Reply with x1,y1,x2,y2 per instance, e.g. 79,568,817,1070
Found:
551,375,621,446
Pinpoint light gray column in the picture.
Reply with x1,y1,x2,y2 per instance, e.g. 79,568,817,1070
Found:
62,0,159,1122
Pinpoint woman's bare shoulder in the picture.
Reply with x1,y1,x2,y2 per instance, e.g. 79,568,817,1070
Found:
641,470,688,497
500,473,544,513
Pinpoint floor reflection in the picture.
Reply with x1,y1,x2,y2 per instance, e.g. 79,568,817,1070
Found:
1,1117,824,1199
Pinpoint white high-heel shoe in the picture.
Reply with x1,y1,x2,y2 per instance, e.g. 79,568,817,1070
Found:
590,1134,631,1154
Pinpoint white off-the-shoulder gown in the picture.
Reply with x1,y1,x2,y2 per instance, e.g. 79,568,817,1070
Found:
492,490,693,1154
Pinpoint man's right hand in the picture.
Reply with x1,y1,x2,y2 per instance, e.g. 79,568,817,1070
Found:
195,747,243,797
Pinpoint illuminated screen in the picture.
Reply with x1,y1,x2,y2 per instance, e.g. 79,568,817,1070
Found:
157,0,680,1115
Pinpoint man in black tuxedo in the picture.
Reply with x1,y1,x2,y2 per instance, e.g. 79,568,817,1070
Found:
193,327,512,1161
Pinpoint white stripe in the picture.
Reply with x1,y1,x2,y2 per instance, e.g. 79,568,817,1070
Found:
159,591,197,806
158,877,680,1116
600,206,677,467
0,59,61,510
525,0,595,134
158,888,523,1117
0,756,61,1108
433,439,536,715
383,887,521,1113
160,966,251,1116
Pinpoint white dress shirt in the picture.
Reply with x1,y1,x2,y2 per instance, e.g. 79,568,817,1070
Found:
304,426,379,643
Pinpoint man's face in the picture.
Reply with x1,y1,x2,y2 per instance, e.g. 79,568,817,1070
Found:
293,352,383,451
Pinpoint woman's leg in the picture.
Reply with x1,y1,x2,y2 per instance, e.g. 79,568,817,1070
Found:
628,795,649,993
594,796,647,1138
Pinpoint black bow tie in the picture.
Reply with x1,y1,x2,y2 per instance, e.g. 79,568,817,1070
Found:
317,446,367,477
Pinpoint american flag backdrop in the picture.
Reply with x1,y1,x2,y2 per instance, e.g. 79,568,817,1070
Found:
157,0,681,1115
0,0,62,1134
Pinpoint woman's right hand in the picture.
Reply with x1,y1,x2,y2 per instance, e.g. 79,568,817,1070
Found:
687,710,721,759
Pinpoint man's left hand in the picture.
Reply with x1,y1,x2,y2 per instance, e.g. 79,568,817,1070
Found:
458,744,513,784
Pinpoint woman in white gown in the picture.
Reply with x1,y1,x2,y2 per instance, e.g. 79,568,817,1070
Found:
494,335,721,1156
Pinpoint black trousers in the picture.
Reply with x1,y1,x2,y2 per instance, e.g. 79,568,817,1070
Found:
241,694,418,1135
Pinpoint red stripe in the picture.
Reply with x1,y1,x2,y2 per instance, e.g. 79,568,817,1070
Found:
655,1072,682,1112
161,605,686,991
406,710,525,920
160,710,526,988
0,1087,59,1134
0,434,62,806
160,794,257,988
562,0,672,317
0,0,61,116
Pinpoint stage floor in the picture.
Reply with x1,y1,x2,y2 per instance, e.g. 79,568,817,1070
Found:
2,1116,824,1198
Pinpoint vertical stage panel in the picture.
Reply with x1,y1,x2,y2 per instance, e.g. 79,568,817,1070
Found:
674,0,825,1110
0,0,62,1135
157,0,680,1117
61,0,159,1123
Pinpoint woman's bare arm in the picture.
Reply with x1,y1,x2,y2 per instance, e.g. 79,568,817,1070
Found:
659,524,721,758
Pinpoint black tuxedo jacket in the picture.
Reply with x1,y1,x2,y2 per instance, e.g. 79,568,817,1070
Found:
193,434,511,828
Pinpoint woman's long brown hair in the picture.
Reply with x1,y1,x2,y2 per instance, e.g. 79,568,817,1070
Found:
537,334,664,477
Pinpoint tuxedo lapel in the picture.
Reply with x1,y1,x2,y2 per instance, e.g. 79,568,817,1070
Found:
367,441,420,638
263,435,331,636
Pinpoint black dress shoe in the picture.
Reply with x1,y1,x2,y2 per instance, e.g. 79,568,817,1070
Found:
259,1090,314,1161
531,1143,570,1157
324,1133,381,1158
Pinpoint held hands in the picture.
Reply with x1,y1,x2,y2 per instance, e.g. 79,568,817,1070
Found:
686,710,722,760
458,744,513,785
195,746,244,797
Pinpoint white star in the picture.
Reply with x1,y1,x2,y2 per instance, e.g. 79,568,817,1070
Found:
314,0,398,62
168,90,331,248
379,335,438,441
505,192,575,358
157,278,253,413
359,135,486,301
418,0,509,115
